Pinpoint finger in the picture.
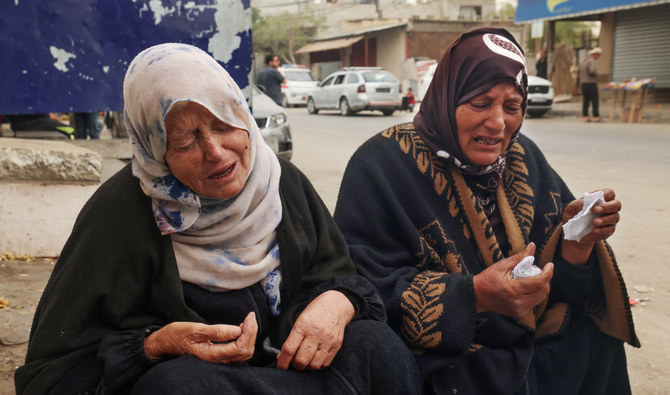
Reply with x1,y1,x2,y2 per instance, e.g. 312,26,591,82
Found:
524,242,536,257
537,262,554,282
198,324,242,343
504,243,536,272
307,343,334,370
277,330,304,369
593,198,621,215
600,188,615,201
236,312,258,354
320,340,343,369
591,224,616,238
292,337,320,370
594,212,620,227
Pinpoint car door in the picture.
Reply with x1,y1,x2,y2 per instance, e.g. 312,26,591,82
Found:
312,75,334,107
328,74,346,108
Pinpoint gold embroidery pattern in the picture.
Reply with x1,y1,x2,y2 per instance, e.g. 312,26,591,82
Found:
382,124,453,200
401,271,445,353
417,220,467,274
544,192,562,236
503,142,535,238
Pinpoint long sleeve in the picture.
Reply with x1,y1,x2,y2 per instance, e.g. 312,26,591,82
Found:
334,133,485,366
15,166,202,394
273,159,386,344
97,327,162,394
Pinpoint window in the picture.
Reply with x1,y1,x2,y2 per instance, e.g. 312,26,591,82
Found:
321,76,334,87
346,73,360,83
459,6,481,20
362,71,397,83
284,70,315,81
334,75,345,85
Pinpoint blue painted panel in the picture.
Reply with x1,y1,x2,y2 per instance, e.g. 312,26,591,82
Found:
0,0,252,114
515,0,659,22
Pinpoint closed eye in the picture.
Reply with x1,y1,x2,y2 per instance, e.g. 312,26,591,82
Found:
169,130,197,151
469,102,489,110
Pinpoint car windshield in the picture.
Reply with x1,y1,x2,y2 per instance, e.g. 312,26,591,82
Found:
362,71,397,83
284,70,315,81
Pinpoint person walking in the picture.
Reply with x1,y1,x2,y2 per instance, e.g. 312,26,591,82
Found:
579,47,602,122
73,112,103,139
257,54,286,106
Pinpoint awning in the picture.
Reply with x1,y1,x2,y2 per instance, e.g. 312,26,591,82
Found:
515,0,670,23
295,36,364,54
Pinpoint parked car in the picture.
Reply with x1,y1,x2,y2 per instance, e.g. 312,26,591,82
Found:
306,67,401,116
251,84,293,161
3,86,293,162
526,75,554,117
278,66,319,107
417,63,437,102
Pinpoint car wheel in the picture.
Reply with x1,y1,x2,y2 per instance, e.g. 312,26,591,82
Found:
382,110,394,116
340,97,353,116
307,98,318,114
282,95,290,108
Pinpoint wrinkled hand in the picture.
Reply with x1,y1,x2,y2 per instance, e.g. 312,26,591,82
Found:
144,312,257,364
561,188,621,264
473,243,553,318
277,290,355,371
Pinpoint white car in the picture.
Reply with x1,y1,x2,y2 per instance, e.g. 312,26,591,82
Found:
417,63,437,102
526,75,554,117
252,85,292,160
278,66,319,107
307,67,401,116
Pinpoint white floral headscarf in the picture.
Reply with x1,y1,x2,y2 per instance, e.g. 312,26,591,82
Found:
123,43,283,312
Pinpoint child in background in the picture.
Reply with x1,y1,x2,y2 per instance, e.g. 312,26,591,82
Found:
404,88,416,112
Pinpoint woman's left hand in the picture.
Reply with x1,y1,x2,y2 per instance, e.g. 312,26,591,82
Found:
277,290,355,371
561,188,621,264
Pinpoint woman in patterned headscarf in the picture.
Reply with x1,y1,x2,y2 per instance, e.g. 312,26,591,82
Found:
335,27,638,394
15,43,420,394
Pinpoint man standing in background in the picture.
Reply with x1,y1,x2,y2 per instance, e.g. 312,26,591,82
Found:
257,54,286,106
579,47,602,122
536,50,547,79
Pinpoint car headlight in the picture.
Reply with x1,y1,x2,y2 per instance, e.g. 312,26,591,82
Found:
268,113,287,127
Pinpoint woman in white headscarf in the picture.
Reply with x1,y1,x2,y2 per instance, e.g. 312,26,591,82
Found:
15,43,420,395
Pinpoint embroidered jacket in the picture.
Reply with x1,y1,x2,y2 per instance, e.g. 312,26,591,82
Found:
335,123,638,394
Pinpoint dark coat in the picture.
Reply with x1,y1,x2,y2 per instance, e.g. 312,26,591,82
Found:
335,123,638,394
16,159,385,394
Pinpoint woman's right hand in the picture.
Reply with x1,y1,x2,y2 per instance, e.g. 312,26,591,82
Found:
472,243,553,318
144,312,258,364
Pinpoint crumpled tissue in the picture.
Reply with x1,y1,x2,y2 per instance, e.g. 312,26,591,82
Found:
563,191,605,242
512,255,542,279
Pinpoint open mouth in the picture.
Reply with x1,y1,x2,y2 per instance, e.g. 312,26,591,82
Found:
209,163,236,179
474,137,502,145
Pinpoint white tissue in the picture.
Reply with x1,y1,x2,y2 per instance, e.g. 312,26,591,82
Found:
512,256,542,279
563,191,606,242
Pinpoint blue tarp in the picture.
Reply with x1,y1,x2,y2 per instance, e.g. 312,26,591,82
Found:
0,0,252,114
515,0,669,23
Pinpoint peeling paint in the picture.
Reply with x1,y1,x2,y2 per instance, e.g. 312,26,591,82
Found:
3,1,251,114
148,0,177,25
208,0,250,64
49,46,76,72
